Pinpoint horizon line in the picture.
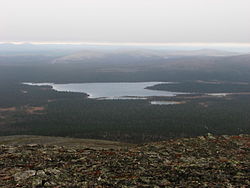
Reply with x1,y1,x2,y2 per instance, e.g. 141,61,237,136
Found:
1,41,250,47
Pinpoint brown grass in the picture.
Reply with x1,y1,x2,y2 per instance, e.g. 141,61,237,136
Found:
0,106,45,115
25,106,45,114
0,107,17,112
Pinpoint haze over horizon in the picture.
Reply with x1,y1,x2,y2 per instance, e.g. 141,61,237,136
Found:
1,0,250,44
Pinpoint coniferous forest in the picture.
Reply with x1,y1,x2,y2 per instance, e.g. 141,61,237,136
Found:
0,51,250,143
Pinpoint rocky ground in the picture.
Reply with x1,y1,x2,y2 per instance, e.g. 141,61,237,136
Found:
0,134,249,187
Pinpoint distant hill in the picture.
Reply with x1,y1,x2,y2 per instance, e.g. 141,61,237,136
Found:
52,48,241,64
0,44,249,82
164,48,240,56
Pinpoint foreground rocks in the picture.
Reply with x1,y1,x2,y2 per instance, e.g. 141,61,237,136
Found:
0,135,249,187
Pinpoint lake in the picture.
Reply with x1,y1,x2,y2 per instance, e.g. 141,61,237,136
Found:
23,82,186,99
150,101,185,105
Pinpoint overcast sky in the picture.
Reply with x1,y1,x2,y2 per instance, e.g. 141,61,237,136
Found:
1,0,250,44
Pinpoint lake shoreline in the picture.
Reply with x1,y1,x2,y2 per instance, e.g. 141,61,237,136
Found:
22,82,186,100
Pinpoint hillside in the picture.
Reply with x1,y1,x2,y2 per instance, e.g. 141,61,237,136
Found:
0,135,132,149
1,134,249,187
52,49,240,64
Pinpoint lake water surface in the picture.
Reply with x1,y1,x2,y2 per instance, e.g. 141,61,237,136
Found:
23,82,186,99
150,101,183,105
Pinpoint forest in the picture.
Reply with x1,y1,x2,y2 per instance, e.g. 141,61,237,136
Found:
0,80,249,143
0,51,250,143
147,81,250,93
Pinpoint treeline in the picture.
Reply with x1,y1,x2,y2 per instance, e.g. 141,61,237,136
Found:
0,81,87,107
147,82,250,93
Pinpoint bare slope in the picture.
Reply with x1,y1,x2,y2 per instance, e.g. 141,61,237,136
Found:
0,135,132,149
1,134,249,187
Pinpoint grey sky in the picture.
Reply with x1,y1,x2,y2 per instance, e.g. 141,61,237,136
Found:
1,0,250,44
